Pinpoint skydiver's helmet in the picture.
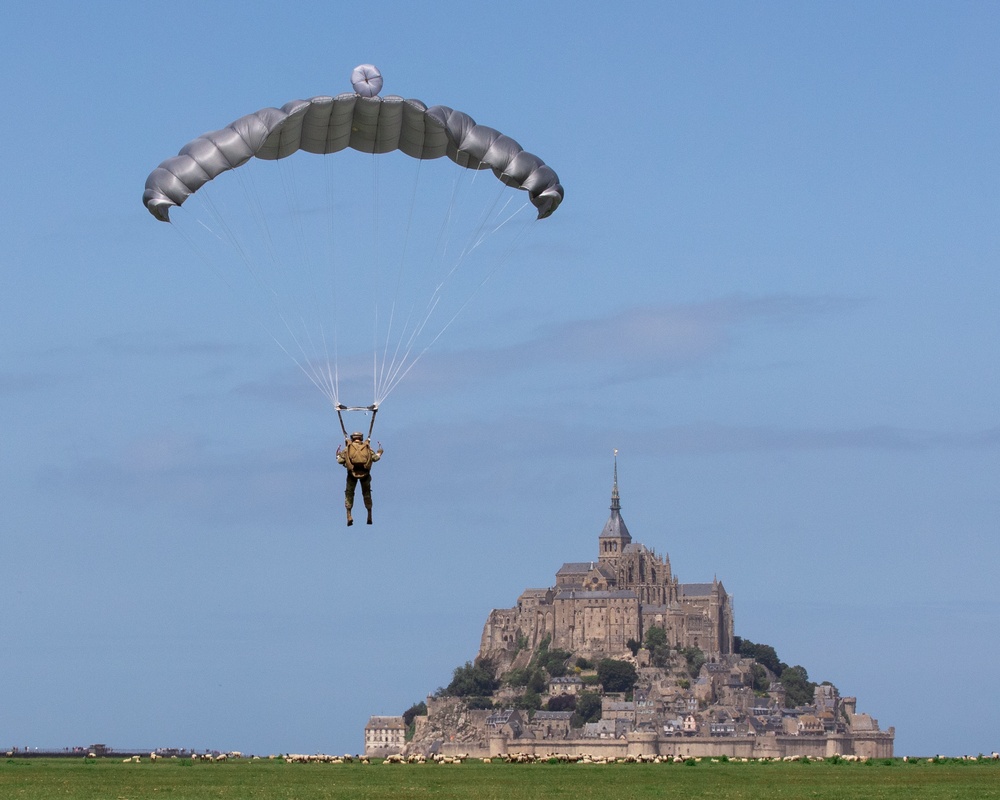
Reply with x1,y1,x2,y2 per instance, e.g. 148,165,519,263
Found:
350,432,364,441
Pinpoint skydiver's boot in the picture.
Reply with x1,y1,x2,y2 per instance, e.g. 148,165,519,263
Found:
365,501,373,525
346,506,353,527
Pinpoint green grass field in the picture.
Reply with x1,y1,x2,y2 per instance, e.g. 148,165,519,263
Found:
2,757,998,800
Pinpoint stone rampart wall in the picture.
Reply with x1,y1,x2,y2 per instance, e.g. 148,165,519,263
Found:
430,731,893,761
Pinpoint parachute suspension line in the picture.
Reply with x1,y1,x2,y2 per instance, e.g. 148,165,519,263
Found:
323,153,344,408
372,163,469,406
374,159,419,398
375,157,427,405
430,158,475,274
474,195,536,276
280,153,347,408
251,153,346,412
376,215,533,404
170,192,340,406
373,180,535,406
239,164,340,405
425,164,501,292
179,182,297,334
233,163,340,406
372,170,491,406
172,196,248,298
195,184,270,294
273,157,338,404
451,175,521,269
232,167,309,350
369,151,383,409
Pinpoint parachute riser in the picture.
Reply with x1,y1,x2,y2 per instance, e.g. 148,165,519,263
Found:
336,403,379,442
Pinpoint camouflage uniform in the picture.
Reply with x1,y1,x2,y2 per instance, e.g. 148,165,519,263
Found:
337,435,382,524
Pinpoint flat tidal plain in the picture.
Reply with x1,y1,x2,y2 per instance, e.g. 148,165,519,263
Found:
2,757,998,800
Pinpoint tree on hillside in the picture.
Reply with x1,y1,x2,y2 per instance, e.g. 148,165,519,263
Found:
528,668,547,694
679,646,706,678
570,691,602,728
514,690,543,712
402,701,427,728
596,658,638,694
750,663,770,693
439,659,499,698
734,637,786,676
644,626,668,651
402,700,427,741
644,627,671,668
779,665,815,708
537,648,572,678
547,693,576,712
503,667,530,687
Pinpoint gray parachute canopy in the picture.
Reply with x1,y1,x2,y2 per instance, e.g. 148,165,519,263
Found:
143,93,563,222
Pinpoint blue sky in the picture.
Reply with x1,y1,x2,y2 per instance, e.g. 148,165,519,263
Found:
2,1,998,757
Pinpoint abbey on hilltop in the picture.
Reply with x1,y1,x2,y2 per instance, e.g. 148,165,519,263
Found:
480,462,733,665
366,464,893,761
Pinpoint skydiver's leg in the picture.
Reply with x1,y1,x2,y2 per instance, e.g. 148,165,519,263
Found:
361,474,373,524
345,473,359,526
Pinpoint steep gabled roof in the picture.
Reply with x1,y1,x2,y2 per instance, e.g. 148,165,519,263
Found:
557,562,595,576
365,716,405,730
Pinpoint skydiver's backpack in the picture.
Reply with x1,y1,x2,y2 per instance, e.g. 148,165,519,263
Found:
347,440,371,470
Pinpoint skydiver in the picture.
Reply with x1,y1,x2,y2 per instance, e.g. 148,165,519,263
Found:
336,432,383,526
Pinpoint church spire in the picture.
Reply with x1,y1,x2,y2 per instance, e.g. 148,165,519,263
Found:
611,448,621,512
599,449,631,564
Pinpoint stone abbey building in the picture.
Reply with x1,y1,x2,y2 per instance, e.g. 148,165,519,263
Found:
366,466,893,760
480,465,733,665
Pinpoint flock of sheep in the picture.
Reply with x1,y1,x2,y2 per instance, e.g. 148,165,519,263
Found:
382,753,862,765
296,751,1000,765
102,751,1000,765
